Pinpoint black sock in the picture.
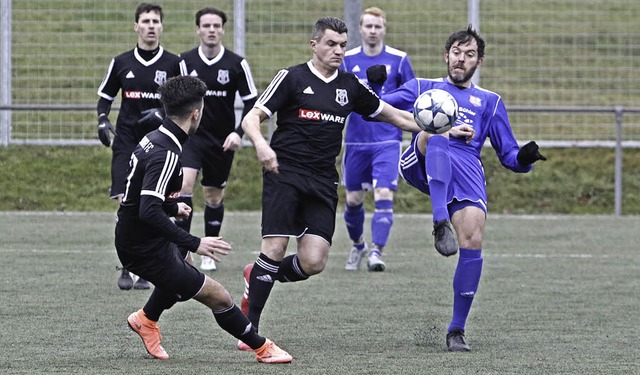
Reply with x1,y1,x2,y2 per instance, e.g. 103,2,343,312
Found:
143,288,178,322
248,253,280,331
277,254,309,282
204,202,224,237
213,304,266,350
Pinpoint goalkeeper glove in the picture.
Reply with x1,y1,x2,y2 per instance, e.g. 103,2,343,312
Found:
517,141,547,166
366,64,387,85
138,107,164,128
97,114,115,147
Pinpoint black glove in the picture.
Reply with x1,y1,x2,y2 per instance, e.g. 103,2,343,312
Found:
366,64,387,85
517,141,547,166
138,107,165,128
97,114,115,147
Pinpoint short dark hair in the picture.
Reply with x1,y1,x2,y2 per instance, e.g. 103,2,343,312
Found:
135,2,163,22
158,76,207,120
195,7,227,26
312,17,348,41
445,25,485,59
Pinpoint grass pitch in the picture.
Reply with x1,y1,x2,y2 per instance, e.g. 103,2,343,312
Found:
0,212,638,374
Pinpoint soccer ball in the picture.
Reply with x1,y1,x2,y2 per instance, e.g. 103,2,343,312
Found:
412,89,459,134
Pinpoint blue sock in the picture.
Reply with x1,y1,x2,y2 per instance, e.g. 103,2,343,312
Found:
344,203,365,245
425,135,451,223
449,248,483,332
371,199,393,248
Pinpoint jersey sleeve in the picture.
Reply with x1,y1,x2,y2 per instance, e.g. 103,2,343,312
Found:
487,97,532,173
255,69,291,118
382,78,421,112
397,55,416,86
97,58,120,101
139,150,200,251
237,59,258,101
351,77,383,117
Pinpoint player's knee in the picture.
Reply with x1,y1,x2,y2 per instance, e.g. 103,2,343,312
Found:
458,232,483,249
374,187,393,201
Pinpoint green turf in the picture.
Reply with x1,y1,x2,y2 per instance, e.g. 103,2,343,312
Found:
1,212,637,374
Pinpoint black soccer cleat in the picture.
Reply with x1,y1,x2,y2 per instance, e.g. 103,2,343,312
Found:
446,329,471,352
117,268,134,290
133,277,151,290
432,220,458,257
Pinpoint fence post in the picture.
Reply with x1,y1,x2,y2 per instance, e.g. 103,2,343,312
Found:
0,0,12,147
344,0,362,50
614,106,623,216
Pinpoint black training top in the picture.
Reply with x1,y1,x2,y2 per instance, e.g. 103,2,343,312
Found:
115,119,200,255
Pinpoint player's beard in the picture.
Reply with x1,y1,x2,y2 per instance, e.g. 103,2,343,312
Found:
448,63,478,85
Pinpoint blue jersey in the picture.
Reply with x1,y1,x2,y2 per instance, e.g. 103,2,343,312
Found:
388,78,531,209
341,45,415,143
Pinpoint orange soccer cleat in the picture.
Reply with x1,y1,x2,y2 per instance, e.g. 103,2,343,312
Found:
254,339,293,364
127,309,169,360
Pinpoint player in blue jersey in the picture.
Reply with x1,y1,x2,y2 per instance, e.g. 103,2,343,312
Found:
382,25,546,351
340,7,416,272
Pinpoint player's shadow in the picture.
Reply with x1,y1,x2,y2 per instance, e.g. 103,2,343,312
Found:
412,324,445,352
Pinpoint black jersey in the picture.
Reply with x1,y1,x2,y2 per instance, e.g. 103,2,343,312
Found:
256,61,383,179
180,46,257,141
97,46,187,141
115,119,200,255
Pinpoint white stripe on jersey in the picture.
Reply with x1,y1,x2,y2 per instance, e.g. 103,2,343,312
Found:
155,151,178,198
178,59,188,76
257,69,289,108
97,59,116,100
240,59,258,101
141,189,165,200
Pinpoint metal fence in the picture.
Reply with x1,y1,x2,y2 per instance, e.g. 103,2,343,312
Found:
1,0,639,146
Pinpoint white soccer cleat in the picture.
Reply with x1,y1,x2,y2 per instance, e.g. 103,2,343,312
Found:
345,244,368,271
367,250,386,272
200,256,217,271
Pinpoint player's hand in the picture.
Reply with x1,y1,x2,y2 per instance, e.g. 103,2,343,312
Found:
138,107,164,127
517,141,547,166
176,202,192,220
449,125,475,144
366,64,387,85
255,142,279,174
195,236,231,262
97,114,115,147
223,132,242,152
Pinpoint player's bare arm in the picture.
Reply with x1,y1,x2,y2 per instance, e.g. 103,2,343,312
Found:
241,107,279,173
376,103,423,133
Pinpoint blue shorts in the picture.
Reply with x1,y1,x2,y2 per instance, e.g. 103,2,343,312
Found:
399,135,488,213
341,141,401,191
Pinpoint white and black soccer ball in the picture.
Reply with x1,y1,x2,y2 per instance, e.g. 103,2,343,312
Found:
412,89,459,134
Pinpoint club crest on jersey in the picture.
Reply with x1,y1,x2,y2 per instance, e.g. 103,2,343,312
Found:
217,70,230,85
335,89,348,106
154,71,167,86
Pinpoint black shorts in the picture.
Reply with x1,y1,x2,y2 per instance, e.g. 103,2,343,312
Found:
116,240,205,301
261,170,338,245
181,134,234,189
